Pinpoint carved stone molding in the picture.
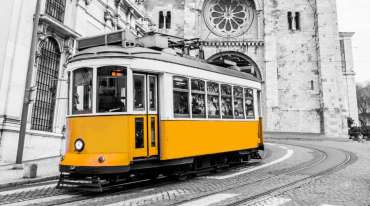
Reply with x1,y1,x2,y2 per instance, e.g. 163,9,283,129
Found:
104,9,114,23
115,0,122,8
84,0,92,6
35,24,49,66
202,0,256,38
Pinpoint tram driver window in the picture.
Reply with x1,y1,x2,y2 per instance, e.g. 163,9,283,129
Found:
245,88,255,119
221,84,233,119
72,68,93,114
191,79,206,118
97,66,127,113
173,76,190,117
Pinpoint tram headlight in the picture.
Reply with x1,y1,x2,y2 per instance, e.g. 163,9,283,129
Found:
74,139,85,152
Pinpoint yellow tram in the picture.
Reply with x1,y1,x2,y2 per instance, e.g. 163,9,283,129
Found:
58,31,264,191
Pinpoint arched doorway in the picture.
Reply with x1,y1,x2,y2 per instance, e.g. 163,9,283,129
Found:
207,51,261,79
31,37,61,132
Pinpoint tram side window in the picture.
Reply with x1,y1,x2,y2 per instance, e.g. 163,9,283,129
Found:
191,79,206,118
234,86,245,119
173,76,189,117
97,66,127,113
207,82,220,118
149,76,157,111
72,68,93,114
221,84,233,119
134,74,146,111
245,88,255,119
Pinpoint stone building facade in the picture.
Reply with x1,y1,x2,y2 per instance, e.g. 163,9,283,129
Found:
0,0,149,162
0,0,358,163
143,0,358,136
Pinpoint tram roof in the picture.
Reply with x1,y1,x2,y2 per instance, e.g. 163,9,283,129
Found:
69,46,262,83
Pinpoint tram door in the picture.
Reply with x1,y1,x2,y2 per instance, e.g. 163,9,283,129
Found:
133,74,159,158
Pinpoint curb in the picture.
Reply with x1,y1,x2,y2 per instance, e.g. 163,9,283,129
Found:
0,175,59,190
265,137,351,143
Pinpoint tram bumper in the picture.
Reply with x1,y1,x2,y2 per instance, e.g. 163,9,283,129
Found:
60,153,130,174
60,165,130,175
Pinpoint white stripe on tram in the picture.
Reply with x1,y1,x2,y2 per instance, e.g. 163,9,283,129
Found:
207,144,294,180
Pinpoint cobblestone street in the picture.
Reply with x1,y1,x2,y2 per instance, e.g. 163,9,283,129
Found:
0,139,368,206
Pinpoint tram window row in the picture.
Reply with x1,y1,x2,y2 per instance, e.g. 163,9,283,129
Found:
70,66,259,120
173,76,256,120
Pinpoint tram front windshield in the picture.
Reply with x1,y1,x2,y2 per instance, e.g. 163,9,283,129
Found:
97,66,127,113
71,66,127,114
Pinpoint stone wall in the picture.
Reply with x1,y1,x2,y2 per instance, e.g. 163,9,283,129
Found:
315,0,348,137
339,32,359,124
144,0,185,37
144,0,353,137
264,0,322,133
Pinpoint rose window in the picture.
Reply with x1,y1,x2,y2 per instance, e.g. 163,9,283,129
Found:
203,0,255,37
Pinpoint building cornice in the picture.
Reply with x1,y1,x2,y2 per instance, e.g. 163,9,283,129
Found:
339,32,355,38
121,0,145,18
200,40,264,47
39,15,81,38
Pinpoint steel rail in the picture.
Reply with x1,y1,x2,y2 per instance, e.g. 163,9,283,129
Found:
229,146,353,206
170,143,329,206
0,144,319,205
0,143,353,206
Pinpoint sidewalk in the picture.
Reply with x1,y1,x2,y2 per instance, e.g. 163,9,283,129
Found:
0,156,60,189
264,132,351,142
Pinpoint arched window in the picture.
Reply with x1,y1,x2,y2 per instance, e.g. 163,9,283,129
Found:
158,11,164,29
45,0,66,22
207,51,262,80
166,11,171,29
295,12,301,30
31,37,61,132
287,12,293,30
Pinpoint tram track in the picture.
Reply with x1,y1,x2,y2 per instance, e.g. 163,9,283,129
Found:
228,146,354,206
170,143,355,206
0,148,275,205
168,143,329,206
0,143,355,206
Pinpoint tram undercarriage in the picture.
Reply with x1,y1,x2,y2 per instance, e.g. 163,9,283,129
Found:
57,149,263,192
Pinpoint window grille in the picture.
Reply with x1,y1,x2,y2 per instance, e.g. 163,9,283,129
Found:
31,38,61,132
45,0,66,22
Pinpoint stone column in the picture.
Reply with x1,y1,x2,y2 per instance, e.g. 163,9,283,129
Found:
315,0,347,137
340,32,359,124
263,2,280,132
256,10,264,40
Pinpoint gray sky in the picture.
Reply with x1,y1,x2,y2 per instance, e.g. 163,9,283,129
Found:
337,0,370,84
